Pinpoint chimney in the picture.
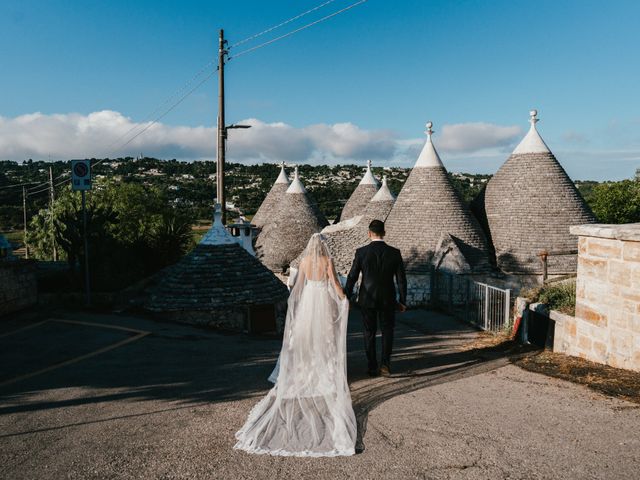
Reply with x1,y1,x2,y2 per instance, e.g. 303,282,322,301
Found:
240,225,256,256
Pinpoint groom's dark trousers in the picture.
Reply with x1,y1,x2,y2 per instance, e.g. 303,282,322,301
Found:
344,240,407,370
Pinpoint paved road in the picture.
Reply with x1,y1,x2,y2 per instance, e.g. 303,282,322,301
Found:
0,308,638,479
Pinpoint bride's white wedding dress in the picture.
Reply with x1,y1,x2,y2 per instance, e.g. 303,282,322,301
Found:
234,234,356,457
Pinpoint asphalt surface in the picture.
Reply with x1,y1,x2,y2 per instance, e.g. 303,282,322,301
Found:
0,308,638,479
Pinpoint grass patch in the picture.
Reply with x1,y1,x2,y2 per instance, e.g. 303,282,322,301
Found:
514,350,640,405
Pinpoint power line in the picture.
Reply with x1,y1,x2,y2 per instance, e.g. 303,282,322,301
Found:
96,69,218,168
15,63,219,195
229,0,338,48
26,185,52,197
24,166,69,193
229,0,368,60
98,62,216,158
0,181,42,191
9,1,368,195
26,173,70,197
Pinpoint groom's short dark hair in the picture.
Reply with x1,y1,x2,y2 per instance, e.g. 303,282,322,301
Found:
369,220,385,236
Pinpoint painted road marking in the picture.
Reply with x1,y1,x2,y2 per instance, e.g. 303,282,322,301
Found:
0,321,49,339
50,318,148,334
0,318,150,388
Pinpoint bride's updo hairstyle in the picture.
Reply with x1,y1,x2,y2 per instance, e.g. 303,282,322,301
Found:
304,233,329,258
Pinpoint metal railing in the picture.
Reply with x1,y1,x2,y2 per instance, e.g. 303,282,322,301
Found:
538,249,578,281
432,270,512,333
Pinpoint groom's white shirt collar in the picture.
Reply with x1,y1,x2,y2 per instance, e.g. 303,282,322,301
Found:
371,238,385,242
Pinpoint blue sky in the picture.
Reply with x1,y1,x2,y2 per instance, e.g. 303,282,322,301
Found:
1,0,639,180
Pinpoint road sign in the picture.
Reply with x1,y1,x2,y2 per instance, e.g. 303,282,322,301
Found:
71,160,92,191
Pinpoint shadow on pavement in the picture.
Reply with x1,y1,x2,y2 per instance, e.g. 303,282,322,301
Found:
0,307,516,449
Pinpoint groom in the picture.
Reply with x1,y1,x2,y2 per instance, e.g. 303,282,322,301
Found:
344,220,407,377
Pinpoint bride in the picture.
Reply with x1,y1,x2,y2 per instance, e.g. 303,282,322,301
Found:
234,234,357,457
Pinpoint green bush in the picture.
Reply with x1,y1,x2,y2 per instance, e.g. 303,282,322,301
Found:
590,179,640,224
523,280,577,315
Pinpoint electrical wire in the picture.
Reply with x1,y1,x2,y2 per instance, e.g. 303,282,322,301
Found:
10,0,368,195
98,62,216,157
229,0,368,60
0,181,42,191
89,68,217,172
15,62,218,195
229,0,338,48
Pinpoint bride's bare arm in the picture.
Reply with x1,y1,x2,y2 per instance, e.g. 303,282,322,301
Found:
327,259,345,299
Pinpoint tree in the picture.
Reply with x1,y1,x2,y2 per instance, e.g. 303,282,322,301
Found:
590,179,640,224
26,181,195,291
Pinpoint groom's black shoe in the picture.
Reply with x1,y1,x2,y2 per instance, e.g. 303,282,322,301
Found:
367,369,380,377
380,365,391,377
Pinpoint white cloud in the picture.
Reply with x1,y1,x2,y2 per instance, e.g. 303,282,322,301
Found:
0,111,523,168
437,122,522,153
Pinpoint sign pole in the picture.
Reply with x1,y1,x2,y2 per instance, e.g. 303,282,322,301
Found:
71,159,92,308
82,189,91,307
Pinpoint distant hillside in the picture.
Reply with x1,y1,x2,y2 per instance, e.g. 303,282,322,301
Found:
0,157,596,230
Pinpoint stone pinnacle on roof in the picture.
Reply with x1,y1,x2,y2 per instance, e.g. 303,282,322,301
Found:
384,121,491,274
200,204,238,246
339,160,380,221
512,109,550,154
286,166,307,194
360,160,379,185
275,161,289,184
252,162,290,228
414,121,444,168
370,175,395,202
475,109,596,275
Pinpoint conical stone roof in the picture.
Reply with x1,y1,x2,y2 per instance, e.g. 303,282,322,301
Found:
255,167,329,272
365,174,395,218
384,122,492,274
292,175,397,276
252,162,289,228
146,205,288,312
478,110,596,274
339,160,380,221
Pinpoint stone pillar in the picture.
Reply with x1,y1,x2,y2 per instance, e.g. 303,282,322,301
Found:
560,224,640,371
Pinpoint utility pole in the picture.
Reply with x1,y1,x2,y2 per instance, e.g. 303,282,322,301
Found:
214,29,250,224
49,166,58,261
22,186,29,259
216,29,228,224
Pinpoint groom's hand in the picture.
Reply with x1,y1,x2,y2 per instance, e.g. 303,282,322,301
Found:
397,303,407,313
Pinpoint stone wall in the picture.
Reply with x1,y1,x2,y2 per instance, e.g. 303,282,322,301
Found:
553,224,640,371
158,300,288,334
0,260,37,317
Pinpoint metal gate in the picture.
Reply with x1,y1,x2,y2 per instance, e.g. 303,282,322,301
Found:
432,271,512,332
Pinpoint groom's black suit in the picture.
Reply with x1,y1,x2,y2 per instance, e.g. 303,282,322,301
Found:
344,240,407,372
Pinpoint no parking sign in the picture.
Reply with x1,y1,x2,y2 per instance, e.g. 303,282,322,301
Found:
71,160,92,191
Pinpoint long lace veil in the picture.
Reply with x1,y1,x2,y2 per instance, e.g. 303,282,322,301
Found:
235,233,356,456
268,233,347,382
